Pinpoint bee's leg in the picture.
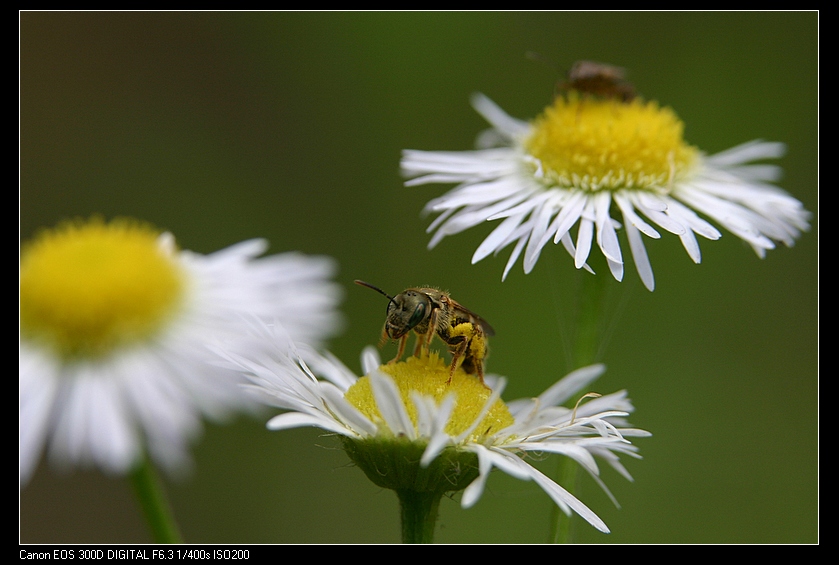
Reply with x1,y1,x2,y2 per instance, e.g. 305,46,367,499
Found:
474,358,486,386
445,336,468,384
458,326,489,387
413,329,428,357
426,309,440,352
415,310,438,357
390,334,408,364
460,353,476,376
459,356,487,387
473,325,487,385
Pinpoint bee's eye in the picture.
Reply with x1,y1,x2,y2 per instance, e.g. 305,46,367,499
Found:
406,302,426,330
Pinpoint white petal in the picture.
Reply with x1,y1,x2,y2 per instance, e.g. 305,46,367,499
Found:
481,446,534,481
90,378,138,473
558,232,595,274
429,177,523,210
402,148,516,177
514,441,601,476
460,444,494,508
419,395,457,467
705,140,785,167
665,195,722,240
606,255,624,282
677,188,775,249
625,220,655,291
473,214,525,263
594,192,623,264
360,347,382,377
369,370,415,439
575,202,595,269
502,234,528,281
293,348,358,393
614,192,660,239
19,352,59,485
487,190,552,221
267,411,356,437
204,238,269,262
523,202,555,273
426,208,459,248
551,191,589,244
537,364,606,408
515,456,610,533
320,383,379,437
470,92,531,137
632,192,687,236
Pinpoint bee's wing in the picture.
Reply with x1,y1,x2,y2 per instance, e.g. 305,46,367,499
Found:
449,299,495,337
474,315,496,337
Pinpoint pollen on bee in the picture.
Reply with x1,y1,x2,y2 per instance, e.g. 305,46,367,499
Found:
449,322,474,338
450,322,486,359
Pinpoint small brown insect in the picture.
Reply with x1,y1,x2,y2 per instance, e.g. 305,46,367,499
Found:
354,280,494,384
560,60,636,102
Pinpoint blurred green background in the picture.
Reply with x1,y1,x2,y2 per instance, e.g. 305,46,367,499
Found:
20,12,817,544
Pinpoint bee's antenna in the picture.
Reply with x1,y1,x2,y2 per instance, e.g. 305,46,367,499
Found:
354,280,395,301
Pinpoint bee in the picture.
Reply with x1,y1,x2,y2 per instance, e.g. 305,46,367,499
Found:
354,280,495,385
559,60,636,102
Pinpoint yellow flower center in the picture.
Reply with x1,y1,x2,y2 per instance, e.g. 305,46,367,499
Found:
344,353,514,443
20,217,186,359
523,93,700,193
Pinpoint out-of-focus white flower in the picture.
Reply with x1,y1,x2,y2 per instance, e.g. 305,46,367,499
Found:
20,217,343,485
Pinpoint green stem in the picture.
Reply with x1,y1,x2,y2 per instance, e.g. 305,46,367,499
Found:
572,267,609,369
549,269,609,543
129,455,183,544
397,489,443,544
549,456,584,543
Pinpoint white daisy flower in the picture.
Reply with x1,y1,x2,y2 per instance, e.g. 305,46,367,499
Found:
19,217,343,485
217,319,649,540
401,90,811,291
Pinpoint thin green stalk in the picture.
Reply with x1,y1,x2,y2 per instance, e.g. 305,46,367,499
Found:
548,268,609,543
129,455,183,544
549,455,584,543
571,267,609,369
397,489,443,544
